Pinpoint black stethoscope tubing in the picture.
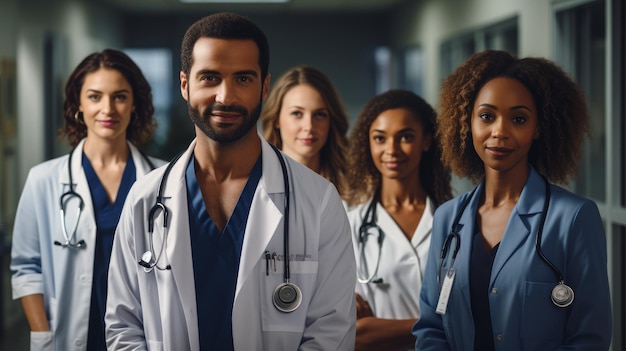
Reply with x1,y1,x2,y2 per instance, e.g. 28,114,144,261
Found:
438,177,574,308
357,190,385,284
142,144,302,313
56,146,155,249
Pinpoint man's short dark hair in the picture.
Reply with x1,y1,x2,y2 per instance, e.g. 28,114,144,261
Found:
180,12,270,80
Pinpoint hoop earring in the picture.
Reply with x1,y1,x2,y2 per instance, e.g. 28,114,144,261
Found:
74,111,80,120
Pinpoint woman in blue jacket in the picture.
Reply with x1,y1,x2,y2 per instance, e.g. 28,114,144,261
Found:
413,50,612,350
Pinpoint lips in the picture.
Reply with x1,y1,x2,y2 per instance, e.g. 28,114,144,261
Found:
382,160,404,169
486,146,513,158
97,120,119,128
298,137,317,145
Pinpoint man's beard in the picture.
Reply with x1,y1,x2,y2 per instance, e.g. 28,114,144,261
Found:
188,100,262,143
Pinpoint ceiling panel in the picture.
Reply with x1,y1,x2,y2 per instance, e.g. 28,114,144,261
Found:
102,0,408,14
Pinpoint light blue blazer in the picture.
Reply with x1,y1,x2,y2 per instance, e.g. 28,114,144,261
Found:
413,167,612,351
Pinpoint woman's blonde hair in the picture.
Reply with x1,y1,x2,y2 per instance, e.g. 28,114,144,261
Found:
261,65,349,197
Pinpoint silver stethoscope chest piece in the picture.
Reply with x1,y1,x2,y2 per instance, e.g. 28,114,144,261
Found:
273,282,302,313
551,282,574,308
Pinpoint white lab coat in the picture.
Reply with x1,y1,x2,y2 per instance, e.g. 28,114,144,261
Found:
347,196,433,320
10,139,165,351
105,137,357,351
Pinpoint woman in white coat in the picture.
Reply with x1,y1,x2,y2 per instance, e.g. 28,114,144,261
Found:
10,49,165,351
345,90,452,350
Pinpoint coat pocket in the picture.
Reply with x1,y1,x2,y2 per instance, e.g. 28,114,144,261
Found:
521,281,566,340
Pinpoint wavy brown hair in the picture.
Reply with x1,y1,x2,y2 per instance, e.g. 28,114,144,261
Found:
437,50,589,184
61,49,155,147
346,89,452,207
261,65,349,197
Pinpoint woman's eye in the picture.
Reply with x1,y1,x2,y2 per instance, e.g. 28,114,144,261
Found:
372,135,384,143
512,116,527,124
479,112,494,121
401,134,416,142
290,111,303,118
88,95,100,101
314,111,329,119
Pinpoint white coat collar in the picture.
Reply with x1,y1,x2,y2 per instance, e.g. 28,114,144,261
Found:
160,136,285,329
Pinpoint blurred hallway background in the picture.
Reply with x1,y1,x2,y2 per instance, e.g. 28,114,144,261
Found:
0,0,624,349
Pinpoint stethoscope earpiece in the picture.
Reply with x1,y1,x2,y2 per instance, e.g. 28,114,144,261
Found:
551,283,574,308
272,282,302,313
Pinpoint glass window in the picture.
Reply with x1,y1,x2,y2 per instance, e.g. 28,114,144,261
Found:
554,0,606,201
124,48,173,156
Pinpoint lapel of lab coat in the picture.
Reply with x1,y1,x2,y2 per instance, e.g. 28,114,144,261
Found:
159,138,283,348
490,168,545,284
235,138,282,298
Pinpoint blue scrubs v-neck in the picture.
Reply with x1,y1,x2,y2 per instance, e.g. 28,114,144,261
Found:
82,152,136,351
186,153,262,351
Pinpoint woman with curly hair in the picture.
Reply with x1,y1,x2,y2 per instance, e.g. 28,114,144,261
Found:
413,50,611,350
345,89,452,351
11,49,165,351
261,65,349,197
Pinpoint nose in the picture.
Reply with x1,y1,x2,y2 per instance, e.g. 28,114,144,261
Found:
215,80,235,105
491,116,509,139
302,114,313,132
384,139,400,155
101,96,114,115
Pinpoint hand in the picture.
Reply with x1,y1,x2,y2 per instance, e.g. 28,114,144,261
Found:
355,293,373,320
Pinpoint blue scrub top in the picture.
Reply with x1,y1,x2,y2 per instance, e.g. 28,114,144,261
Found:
470,231,498,351
83,152,136,351
186,153,262,351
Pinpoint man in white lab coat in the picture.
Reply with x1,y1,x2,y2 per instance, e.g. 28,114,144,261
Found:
105,12,356,351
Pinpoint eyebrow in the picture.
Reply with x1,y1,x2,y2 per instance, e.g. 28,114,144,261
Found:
195,69,259,78
85,88,131,94
477,103,532,112
370,127,416,134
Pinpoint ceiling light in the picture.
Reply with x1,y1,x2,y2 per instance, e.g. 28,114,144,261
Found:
179,0,289,3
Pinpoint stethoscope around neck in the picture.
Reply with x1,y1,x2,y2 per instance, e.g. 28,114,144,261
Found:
357,189,385,284
55,146,155,249
139,144,302,313
438,177,574,308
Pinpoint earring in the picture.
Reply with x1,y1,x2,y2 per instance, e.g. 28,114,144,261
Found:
74,111,80,120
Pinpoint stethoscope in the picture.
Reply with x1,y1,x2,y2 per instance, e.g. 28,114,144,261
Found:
356,189,428,285
438,177,575,308
55,147,155,249
139,144,303,313
357,190,384,284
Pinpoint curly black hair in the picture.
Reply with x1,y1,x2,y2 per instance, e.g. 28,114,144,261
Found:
437,50,589,184
62,49,155,147
346,89,452,207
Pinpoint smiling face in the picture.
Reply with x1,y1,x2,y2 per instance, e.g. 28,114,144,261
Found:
180,37,269,143
369,108,431,182
79,68,134,144
276,84,330,168
471,77,538,176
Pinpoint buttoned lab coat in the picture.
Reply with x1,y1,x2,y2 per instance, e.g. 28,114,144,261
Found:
11,139,164,351
414,168,612,350
105,137,357,351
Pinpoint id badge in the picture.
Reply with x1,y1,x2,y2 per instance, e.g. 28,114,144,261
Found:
436,267,456,315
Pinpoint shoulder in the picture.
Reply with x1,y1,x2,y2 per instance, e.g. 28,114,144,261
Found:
434,191,472,220
24,155,67,184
